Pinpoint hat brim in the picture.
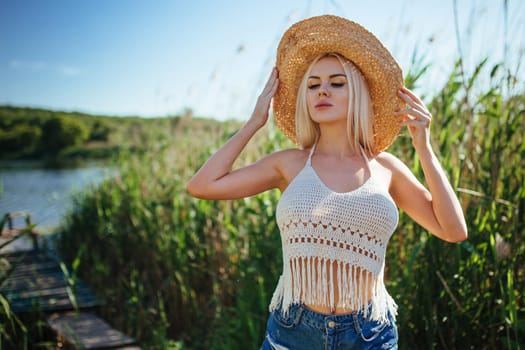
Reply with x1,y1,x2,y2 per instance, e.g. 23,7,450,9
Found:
274,15,405,154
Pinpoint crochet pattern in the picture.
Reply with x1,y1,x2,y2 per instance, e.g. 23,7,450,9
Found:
270,146,399,322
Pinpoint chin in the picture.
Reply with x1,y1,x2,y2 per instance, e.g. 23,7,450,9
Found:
310,113,346,124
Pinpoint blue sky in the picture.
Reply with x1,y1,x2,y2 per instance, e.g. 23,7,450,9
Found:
1,0,524,120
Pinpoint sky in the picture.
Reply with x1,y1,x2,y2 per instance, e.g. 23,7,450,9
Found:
1,0,524,121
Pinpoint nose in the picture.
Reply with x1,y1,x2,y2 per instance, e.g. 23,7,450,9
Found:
318,83,329,96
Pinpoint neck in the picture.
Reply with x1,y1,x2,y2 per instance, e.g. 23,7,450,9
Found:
315,136,359,159
314,120,362,158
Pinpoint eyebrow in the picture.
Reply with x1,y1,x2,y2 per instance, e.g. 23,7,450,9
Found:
307,73,347,79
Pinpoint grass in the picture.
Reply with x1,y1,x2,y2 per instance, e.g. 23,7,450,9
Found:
34,55,523,349
1,58,523,348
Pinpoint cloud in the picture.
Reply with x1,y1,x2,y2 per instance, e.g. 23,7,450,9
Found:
56,64,81,77
8,59,81,77
9,59,47,71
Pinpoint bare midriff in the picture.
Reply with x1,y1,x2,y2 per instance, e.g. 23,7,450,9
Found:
294,259,374,315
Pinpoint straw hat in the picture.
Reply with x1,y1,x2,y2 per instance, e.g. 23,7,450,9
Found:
273,15,404,153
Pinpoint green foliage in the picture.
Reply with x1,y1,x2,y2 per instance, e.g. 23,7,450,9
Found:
40,115,90,155
387,58,525,349
0,217,36,349
6,60,523,348
0,106,187,161
89,119,112,141
0,124,41,158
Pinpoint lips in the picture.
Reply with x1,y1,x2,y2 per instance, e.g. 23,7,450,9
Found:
315,101,333,109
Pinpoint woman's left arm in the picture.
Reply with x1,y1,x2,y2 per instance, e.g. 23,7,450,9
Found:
391,87,467,242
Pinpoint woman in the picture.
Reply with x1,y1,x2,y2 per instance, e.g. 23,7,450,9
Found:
187,15,467,350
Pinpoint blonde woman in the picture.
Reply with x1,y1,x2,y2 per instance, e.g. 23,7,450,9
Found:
187,15,467,350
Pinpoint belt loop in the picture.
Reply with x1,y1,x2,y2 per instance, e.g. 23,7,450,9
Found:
352,313,362,335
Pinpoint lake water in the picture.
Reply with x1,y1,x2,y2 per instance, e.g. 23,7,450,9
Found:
0,164,112,232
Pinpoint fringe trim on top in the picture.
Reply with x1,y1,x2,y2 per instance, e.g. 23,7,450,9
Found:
269,258,397,323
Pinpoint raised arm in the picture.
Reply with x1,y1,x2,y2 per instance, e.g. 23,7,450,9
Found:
389,87,467,242
186,68,283,200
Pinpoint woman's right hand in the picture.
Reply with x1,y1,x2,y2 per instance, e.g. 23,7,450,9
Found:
187,67,282,200
249,67,279,130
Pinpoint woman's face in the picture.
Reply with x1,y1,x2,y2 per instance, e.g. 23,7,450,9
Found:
306,56,349,125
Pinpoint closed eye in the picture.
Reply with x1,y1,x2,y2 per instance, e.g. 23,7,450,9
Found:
307,82,345,90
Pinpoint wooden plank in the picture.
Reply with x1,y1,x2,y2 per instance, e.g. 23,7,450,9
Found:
1,233,139,349
7,290,101,313
47,311,139,349
2,272,96,298
0,227,39,252
2,269,75,289
1,250,103,313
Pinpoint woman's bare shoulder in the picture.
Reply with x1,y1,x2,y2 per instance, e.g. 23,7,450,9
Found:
268,147,310,184
267,147,308,163
373,151,407,171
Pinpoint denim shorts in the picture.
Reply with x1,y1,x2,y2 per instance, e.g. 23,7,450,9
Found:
260,303,398,350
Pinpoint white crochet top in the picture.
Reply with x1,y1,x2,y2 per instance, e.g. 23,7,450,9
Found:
270,145,399,322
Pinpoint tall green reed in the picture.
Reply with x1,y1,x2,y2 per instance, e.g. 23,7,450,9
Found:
55,58,524,349
56,117,288,348
0,216,29,350
388,57,524,349
0,216,55,350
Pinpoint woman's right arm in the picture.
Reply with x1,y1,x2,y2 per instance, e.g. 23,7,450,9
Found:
186,68,282,200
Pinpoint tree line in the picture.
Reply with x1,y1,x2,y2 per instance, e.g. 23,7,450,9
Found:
0,105,192,161
0,106,116,159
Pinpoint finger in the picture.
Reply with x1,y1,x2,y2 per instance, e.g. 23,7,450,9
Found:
397,89,426,112
262,82,278,103
269,76,279,95
265,68,279,92
400,119,429,128
262,68,277,93
263,77,279,99
401,111,431,124
400,91,433,120
263,68,276,92
397,115,431,131
396,107,430,118
398,94,423,112
395,106,432,123
399,86,425,106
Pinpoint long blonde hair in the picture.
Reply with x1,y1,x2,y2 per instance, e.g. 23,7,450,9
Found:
295,53,375,155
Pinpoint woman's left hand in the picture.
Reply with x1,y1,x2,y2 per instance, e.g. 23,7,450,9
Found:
396,87,432,150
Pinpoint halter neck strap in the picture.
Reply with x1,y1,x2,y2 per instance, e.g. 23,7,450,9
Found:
307,143,372,176
307,143,317,165
359,145,372,175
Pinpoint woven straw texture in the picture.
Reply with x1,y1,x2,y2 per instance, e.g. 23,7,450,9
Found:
274,15,405,153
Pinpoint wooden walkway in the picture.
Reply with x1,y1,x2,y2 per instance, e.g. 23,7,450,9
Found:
1,214,141,349
47,312,139,350
1,250,100,313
